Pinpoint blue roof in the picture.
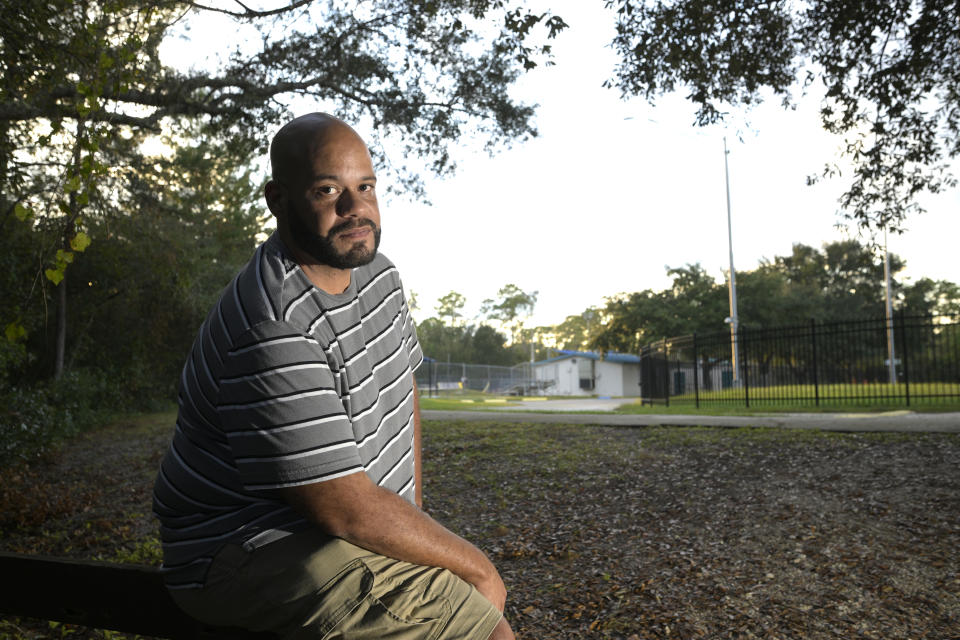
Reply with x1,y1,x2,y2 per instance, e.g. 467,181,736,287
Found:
535,349,640,365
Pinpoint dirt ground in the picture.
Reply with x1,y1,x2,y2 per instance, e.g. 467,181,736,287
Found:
1,415,958,639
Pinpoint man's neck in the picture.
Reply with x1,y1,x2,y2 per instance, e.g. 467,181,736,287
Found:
300,261,352,295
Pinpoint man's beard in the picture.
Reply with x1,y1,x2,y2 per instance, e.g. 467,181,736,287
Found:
286,204,381,270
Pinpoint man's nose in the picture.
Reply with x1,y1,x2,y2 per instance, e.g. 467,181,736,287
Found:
336,190,361,218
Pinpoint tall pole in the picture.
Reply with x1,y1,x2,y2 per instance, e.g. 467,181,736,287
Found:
884,227,897,384
724,137,740,381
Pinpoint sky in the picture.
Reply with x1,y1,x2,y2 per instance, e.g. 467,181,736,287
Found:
160,2,959,329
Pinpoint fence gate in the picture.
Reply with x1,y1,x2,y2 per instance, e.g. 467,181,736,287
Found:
639,341,670,405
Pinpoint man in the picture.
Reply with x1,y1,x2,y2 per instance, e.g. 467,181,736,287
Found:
153,113,514,639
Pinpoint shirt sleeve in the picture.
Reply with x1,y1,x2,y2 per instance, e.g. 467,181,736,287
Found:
216,320,363,490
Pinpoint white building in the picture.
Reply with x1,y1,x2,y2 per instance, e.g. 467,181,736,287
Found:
532,350,641,397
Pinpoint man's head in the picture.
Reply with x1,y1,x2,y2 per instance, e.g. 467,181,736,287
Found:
265,113,381,271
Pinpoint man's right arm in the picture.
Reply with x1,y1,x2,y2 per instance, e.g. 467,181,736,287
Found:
279,471,507,611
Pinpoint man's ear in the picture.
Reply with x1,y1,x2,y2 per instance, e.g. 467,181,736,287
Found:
264,180,285,217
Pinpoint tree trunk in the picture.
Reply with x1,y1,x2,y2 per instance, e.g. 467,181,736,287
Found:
53,276,66,379
53,118,85,379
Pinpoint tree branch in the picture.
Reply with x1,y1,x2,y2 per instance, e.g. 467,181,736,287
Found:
183,0,315,19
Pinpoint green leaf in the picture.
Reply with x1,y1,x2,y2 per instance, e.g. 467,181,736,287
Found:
56,249,75,266
5,321,27,343
45,267,65,285
65,175,82,193
14,202,31,221
70,231,92,252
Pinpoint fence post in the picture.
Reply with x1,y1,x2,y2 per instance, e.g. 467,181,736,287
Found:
693,333,700,409
741,326,750,408
663,342,670,407
810,318,819,408
899,309,911,406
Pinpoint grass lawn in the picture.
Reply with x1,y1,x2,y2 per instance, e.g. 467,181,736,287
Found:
419,388,960,415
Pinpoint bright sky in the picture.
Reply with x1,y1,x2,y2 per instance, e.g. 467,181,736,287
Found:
161,2,959,329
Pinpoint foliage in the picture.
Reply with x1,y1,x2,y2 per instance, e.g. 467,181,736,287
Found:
543,307,603,352
418,284,540,365
605,0,960,231
0,368,152,466
1,129,263,388
588,263,728,354
3,0,568,246
417,316,518,366
434,290,468,327
480,283,539,345
577,239,960,355
1,0,567,386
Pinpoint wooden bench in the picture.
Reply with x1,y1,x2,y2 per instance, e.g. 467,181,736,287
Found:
0,551,275,639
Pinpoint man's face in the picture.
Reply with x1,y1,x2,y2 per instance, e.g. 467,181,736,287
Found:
280,126,382,270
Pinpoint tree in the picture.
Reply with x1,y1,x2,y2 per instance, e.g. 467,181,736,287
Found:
10,130,265,391
590,263,727,354
771,240,900,321
544,307,602,351
900,278,960,317
580,239,954,355
605,0,959,231
480,283,538,345
2,0,567,380
435,291,468,327
471,324,512,365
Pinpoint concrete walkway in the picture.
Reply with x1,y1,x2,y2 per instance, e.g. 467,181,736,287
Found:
422,398,960,433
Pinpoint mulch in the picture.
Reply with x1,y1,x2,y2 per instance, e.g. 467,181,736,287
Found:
1,417,958,639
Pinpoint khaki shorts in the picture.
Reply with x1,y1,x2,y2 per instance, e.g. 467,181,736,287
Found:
170,529,502,640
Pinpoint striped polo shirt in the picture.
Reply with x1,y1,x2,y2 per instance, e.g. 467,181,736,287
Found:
152,232,423,589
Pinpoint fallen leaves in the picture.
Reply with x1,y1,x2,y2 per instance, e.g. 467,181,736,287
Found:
1,420,958,639
424,423,960,639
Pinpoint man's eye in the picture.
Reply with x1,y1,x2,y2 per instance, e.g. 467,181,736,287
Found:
312,186,337,197
359,184,375,192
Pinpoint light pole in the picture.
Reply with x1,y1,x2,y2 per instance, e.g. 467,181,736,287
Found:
883,227,897,385
724,137,740,381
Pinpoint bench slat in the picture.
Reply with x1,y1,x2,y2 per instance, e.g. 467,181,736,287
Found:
0,552,273,639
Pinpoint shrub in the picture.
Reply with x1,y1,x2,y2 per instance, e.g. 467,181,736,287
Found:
0,367,170,466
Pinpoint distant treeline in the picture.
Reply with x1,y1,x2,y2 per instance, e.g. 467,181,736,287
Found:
415,240,960,366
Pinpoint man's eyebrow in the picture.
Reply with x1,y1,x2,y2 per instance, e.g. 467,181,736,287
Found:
309,174,377,182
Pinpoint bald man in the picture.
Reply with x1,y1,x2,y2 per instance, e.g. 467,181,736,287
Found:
153,113,514,639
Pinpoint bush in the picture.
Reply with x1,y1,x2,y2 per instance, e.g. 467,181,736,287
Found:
0,367,171,466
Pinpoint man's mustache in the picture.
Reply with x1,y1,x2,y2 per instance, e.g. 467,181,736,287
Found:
329,218,377,238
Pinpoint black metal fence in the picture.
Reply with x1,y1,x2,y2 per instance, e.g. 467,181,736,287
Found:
639,313,960,407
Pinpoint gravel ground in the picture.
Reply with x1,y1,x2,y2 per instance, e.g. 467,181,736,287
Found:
1,415,958,639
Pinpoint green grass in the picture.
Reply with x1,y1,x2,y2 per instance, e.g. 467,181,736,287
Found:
613,400,960,415
418,383,960,415
640,382,960,413
676,381,960,401
418,392,592,411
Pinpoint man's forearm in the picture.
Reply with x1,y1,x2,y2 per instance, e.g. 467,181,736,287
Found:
280,472,506,610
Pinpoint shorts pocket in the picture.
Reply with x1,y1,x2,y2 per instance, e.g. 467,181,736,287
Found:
372,587,449,628
291,559,372,639
318,572,449,640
